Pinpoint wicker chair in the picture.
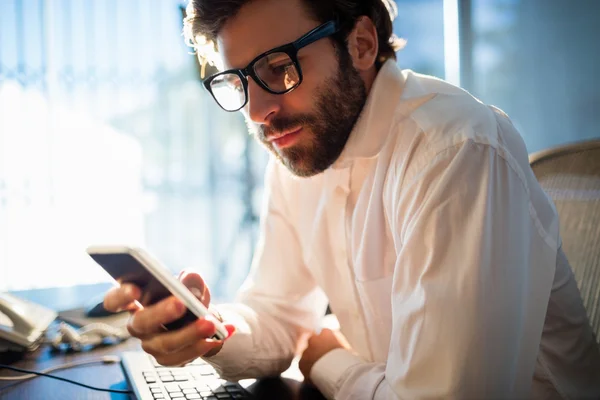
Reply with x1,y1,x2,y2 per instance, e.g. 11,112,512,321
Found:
529,139,600,342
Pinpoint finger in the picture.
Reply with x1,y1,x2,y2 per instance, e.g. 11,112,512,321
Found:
153,353,195,368
103,284,141,312
202,324,235,358
181,272,211,307
128,296,186,335
141,319,217,356
154,339,223,367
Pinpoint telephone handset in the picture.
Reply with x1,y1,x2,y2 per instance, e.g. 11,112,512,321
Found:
0,293,57,351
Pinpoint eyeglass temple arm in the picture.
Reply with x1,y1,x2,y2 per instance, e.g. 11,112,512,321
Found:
294,20,339,50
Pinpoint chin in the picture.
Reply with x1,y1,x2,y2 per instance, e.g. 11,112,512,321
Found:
280,157,324,178
261,135,333,178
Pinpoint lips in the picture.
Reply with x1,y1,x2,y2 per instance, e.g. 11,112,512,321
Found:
266,127,302,142
268,127,303,149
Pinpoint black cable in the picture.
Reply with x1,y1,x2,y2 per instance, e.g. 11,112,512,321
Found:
0,364,133,394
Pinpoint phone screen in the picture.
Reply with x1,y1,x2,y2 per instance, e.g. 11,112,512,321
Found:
89,252,198,331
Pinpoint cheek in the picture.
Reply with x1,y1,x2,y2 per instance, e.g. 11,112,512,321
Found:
279,70,328,116
287,58,337,110
280,85,313,113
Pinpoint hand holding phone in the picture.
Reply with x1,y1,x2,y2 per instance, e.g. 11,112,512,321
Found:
87,246,229,340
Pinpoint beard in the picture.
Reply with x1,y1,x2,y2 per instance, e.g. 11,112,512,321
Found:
247,46,368,177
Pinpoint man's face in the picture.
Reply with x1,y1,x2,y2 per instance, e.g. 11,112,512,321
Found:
217,0,367,177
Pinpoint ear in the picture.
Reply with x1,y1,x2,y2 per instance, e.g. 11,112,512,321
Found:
346,16,379,72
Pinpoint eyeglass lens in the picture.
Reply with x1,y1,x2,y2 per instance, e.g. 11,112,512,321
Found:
209,52,300,111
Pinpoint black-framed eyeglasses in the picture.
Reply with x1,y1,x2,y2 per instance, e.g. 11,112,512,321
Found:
203,20,339,112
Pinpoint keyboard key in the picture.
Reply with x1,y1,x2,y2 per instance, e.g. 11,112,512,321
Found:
208,382,223,390
165,383,182,392
178,382,198,389
125,354,253,400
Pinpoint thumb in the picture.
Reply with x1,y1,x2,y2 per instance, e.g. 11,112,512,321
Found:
180,271,211,307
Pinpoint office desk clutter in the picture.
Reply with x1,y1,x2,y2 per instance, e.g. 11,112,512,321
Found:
48,321,130,352
0,291,136,396
53,299,131,352
0,293,57,352
0,291,130,353
0,286,321,399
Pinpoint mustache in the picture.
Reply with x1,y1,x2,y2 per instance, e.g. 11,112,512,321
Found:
257,114,316,141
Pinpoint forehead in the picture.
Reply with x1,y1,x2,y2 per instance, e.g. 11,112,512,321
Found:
216,0,321,70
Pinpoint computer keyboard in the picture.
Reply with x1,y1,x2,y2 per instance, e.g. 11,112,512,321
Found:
121,351,252,400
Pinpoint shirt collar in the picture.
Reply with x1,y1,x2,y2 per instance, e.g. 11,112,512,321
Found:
332,59,406,169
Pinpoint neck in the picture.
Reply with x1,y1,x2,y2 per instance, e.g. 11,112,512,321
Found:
360,65,379,94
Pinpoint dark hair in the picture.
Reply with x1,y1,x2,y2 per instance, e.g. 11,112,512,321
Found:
183,0,404,71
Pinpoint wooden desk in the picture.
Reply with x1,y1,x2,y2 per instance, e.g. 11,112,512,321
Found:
0,284,326,400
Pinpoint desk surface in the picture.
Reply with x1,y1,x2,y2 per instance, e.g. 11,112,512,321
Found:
0,284,326,400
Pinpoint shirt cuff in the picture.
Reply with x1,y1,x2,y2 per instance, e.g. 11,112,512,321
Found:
310,348,365,399
200,305,253,378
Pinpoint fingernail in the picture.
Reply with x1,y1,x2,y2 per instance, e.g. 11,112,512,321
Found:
190,288,202,299
225,325,236,338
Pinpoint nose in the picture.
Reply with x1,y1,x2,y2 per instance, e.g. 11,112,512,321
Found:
245,77,280,126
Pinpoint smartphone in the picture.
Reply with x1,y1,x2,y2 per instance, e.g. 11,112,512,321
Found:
86,245,228,340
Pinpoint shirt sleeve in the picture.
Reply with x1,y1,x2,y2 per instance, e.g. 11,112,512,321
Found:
205,159,329,380
310,139,556,399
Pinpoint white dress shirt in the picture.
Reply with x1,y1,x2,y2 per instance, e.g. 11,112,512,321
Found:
207,60,600,399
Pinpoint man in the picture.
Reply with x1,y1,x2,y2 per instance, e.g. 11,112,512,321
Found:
104,0,600,398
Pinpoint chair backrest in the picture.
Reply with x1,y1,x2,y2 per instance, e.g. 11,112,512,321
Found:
529,139,600,342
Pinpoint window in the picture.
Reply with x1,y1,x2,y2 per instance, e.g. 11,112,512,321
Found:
396,0,445,78
0,1,266,300
0,0,448,299
468,0,600,152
